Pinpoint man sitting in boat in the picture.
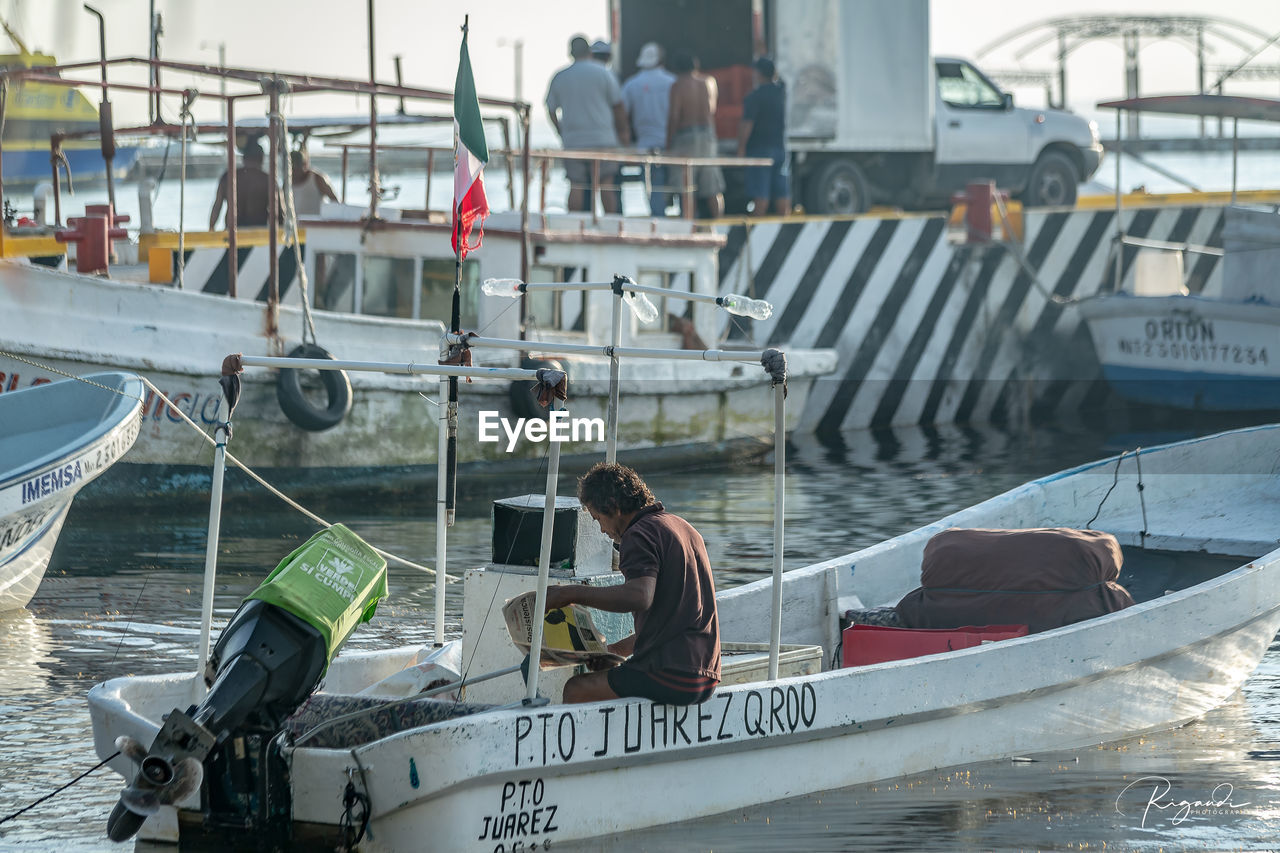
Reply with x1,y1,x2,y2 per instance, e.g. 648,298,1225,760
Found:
544,463,721,705
208,139,282,230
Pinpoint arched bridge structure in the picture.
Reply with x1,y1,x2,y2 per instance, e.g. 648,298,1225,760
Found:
975,15,1280,137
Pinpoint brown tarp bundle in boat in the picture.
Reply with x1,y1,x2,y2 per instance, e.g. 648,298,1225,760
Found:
895,528,1135,633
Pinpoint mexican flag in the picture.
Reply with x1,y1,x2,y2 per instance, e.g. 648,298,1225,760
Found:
452,29,489,260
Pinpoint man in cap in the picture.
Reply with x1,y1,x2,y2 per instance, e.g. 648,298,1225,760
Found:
590,39,614,68
736,56,790,216
546,35,630,213
622,42,676,217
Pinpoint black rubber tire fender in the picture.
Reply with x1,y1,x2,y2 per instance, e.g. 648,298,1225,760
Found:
1023,150,1079,208
508,356,564,422
275,343,353,432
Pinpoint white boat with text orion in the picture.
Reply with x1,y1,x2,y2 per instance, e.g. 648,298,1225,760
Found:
1079,95,1280,411
0,371,142,610
87,363,1280,850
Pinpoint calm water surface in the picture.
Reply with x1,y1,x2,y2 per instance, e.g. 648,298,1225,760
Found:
1,420,1278,851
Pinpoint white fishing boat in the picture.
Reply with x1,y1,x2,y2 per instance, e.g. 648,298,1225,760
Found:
1079,95,1280,411
0,58,832,503
87,326,1280,849
0,372,143,611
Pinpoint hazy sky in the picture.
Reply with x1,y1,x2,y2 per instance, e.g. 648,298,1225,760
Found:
8,0,1280,136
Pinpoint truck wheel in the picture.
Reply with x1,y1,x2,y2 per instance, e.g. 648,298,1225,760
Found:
1024,151,1078,208
804,159,870,215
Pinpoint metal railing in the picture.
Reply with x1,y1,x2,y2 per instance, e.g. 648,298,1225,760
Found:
328,142,772,223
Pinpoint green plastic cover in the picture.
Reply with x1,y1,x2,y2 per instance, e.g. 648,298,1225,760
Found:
246,524,388,664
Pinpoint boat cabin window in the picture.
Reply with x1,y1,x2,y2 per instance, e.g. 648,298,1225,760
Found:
635,270,695,332
361,256,416,318
312,253,478,325
418,258,479,327
527,265,586,333
314,253,357,313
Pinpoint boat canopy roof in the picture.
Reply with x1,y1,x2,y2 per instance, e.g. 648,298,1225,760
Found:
1096,94,1280,123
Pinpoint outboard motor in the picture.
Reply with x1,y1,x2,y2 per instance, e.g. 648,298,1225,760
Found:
107,524,389,843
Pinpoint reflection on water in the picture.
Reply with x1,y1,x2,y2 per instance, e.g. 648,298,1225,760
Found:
0,421,1277,851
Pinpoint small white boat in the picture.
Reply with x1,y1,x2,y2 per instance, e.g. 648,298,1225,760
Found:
1080,95,1280,411
89,420,1280,849
0,372,143,610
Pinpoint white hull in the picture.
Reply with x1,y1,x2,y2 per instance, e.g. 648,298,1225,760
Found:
0,373,143,610
0,261,833,497
0,504,71,611
89,424,1280,848
1079,295,1280,411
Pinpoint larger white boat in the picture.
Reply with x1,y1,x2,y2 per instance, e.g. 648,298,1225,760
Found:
0,57,832,502
88,417,1280,849
0,372,143,610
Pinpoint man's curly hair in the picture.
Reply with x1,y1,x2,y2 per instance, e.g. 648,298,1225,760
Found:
577,462,655,516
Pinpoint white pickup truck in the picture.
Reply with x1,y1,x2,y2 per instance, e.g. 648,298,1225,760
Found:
611,0,1104,213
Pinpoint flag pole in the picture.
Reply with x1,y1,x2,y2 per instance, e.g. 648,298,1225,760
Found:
446,15,470,529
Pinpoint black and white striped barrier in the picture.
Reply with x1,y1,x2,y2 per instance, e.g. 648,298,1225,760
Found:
715,204,1226,432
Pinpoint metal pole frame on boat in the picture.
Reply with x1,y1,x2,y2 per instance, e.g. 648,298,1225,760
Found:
447,333,773,364
525,395,565,704
197,420,231,677
434,373,448,647
226,354,563,658
767,381,785,680
606,281,624,463
1113,107,1123,293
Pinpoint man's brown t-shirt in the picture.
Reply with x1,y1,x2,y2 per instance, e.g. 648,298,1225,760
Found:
619,503,720,680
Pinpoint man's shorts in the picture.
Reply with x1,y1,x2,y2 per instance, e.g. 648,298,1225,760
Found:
564,157,620,191
744,147,789,202
607,663,718,705
668,125,725,199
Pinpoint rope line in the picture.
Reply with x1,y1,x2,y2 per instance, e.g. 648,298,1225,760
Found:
0,751,120,826
0,351,456,582
273,103,319,346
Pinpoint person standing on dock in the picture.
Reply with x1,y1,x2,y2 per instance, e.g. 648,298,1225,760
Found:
666,51,724,219
737,57,790,217
622,42,676,217
545,463,721,706
208,139,281,230
546,35,630,214
289,149,339,217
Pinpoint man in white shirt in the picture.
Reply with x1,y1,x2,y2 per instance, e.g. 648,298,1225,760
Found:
622,42,676,217
546,35,630,213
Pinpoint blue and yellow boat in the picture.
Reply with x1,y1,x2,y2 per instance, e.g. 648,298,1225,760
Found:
0,21,138,186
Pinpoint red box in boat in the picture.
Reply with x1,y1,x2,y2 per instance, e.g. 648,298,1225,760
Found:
842,623,1029,667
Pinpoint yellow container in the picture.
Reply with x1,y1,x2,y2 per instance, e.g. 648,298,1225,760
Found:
148,247,172,283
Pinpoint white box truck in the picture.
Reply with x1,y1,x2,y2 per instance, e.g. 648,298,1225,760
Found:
611,0,1104,213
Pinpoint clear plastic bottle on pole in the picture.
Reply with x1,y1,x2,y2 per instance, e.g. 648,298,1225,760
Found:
481,278,524,298
622,290,659,324
718,294,773,320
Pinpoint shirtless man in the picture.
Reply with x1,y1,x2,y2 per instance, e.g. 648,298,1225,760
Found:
208,139,280,230
665,52,724,219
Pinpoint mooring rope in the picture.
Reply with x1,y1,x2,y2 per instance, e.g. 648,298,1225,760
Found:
0,751,120,825
0,350,456,582
272,93,319,347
